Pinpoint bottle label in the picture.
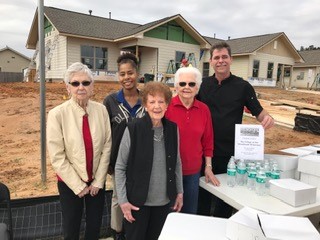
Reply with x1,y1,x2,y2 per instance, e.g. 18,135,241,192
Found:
256,177,266,183
266,171,271,177
237,168,246,175
271,172,280,179
248,172,256,178
227,169,236,176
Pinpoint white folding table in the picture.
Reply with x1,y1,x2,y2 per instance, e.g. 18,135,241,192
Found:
200,174,320,217
159,212,228,240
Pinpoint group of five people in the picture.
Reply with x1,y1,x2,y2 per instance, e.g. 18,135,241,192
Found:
47,41,274,240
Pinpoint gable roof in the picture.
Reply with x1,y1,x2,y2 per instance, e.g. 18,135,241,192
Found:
0,46,30,60
205,32,303,63
226,32,284,55
26,7,210,49
295,49,320,67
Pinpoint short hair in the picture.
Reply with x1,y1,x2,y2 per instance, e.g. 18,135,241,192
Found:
141,81,172,105
117,52,138,71
174,66,202,90
64,62,93,84
210,41,232,59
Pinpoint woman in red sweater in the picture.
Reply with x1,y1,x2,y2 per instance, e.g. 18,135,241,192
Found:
166,66,220,214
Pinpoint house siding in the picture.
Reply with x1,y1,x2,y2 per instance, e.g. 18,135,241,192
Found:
137,37,202,76
67,38,120,81
292,66,320,88
0,49,30,73
231,56,250,79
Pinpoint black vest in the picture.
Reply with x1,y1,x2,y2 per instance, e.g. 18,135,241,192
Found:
126,113,178,206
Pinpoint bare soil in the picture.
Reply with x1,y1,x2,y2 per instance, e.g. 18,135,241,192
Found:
0,82,319,199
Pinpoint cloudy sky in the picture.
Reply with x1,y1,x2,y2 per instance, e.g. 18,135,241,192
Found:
1,0,319,58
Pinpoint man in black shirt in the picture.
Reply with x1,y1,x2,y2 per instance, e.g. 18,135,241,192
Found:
197,41,274,218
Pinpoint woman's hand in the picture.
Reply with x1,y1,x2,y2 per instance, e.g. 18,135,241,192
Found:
205,167,220,186
172,193,183,212
77,186,89,198
89,185,100,196
120,202,140,223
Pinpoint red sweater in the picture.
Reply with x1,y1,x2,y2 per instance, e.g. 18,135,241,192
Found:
166,96,214,175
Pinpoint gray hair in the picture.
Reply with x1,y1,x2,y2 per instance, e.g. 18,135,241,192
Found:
174,66,202,89
64,62,94,84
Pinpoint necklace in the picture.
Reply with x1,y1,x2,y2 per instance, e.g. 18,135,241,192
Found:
153,129,164,142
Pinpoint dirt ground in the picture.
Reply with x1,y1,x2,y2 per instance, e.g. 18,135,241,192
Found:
0,82,319,199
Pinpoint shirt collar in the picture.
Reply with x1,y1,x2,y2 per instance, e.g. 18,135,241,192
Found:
172,95,200,109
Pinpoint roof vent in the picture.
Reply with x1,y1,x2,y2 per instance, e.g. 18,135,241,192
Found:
89,10,92,15
228,36,231,40
109,12,111,19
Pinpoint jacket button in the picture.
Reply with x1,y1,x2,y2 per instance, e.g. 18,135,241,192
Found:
168,155,171,158
169,180,172,182
168,168,171,171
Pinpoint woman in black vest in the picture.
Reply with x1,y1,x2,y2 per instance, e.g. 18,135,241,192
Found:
115,81,183,240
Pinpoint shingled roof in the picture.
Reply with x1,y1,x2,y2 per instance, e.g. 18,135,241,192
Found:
227,32,285,55
44,7,141,40
295,49,320,67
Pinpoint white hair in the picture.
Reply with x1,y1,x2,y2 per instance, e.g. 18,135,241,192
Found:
64,62,94,84
174,66,202,89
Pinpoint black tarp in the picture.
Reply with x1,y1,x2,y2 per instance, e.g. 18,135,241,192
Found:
0,191,112,240
294,113,320,135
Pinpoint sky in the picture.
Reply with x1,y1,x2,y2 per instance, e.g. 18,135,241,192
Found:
1,0,320,58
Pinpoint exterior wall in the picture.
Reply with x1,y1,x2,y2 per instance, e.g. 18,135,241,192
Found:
292,66,320,88
67,37,120,81
0,49,30,72
137,36,202,76
230,56,250,79
138,48,158,79
259,37,294,58
44,30,67,80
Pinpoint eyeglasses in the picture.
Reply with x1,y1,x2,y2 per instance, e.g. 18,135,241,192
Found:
68,81,92,87
178,82,196,87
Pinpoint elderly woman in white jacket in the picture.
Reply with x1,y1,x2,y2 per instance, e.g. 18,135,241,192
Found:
47,62,111,240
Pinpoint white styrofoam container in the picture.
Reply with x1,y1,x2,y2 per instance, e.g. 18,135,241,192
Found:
264,154,298,171
226,207,320,240
298,155,320,177
269,179,316,207
300,172,320,189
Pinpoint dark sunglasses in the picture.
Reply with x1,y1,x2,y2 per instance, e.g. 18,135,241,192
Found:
179,82,196,87
68,81,92,87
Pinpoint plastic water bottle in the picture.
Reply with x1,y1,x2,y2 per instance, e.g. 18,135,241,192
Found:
256,167,267,196
264,161,271,188
247,163,256,190
227,156,236,187
236,159,246,186
270,162,280,180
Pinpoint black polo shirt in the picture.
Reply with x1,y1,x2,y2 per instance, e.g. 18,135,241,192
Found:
197,74,263,157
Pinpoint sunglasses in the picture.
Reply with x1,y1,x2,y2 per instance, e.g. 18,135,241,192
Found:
179,82,196,87
68,81,92,87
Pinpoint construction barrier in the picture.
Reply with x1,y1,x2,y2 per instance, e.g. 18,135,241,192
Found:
0,191,112,239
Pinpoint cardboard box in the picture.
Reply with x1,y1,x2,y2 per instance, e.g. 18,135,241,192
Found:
300,172,320,189
269,179,316,207
298,155,320,177
226,207,320,240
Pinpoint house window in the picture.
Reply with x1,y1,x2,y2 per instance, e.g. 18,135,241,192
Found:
175,51,186,69
203,62,210,77
252,60,260,78
267,62,274,79
297,72,304,80
81,45,108,70
284,68,291,77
